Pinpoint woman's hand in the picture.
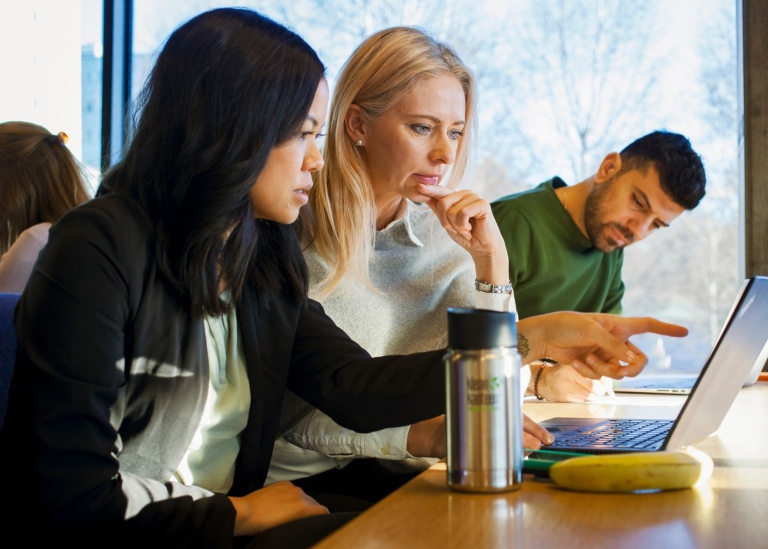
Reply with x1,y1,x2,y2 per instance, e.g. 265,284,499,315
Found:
518,312,688,380
407,415,446,457
414,183,509,285
229,482,328,537
523,413,555,450
407,413,554,456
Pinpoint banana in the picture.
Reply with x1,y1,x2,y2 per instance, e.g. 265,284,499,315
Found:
548,447,714,493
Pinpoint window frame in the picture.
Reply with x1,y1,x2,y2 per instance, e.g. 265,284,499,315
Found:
740,0,768,285
101,0,132,172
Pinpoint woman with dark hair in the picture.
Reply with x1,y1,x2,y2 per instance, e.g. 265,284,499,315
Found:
1,7,686,549
0,121,90,292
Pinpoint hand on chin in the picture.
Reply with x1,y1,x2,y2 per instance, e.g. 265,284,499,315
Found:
412,182,452,204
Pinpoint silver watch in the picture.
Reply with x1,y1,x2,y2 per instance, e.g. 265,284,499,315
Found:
475,279,513,294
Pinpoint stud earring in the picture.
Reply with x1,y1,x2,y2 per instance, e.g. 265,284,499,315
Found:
356,140,363,147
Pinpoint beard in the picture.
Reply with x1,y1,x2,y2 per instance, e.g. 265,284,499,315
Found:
584,177,635,252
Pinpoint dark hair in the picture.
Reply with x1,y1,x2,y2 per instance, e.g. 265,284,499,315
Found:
619,130,706,210
0,121,90,254
98,8,325,316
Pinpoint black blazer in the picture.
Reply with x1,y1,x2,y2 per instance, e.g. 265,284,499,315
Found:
0,195,445,548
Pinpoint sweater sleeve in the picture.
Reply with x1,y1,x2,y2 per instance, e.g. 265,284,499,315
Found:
475,289,517,314
281,407,412,460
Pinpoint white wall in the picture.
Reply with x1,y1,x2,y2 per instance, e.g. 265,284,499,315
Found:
0,1,83,159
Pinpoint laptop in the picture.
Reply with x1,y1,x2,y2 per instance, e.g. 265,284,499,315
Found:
612,278,765,395
611,374,699,395
538,276,768,454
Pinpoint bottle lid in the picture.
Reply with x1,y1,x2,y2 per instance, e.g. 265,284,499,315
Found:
446,307,518,350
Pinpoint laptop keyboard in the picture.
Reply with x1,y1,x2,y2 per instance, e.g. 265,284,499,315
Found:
550,419,674,450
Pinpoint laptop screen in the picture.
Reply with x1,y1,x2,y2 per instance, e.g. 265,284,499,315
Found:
666,276,768,450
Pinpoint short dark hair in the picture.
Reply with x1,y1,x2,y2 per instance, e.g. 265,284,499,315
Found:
619,130,706,210
99,8,325,316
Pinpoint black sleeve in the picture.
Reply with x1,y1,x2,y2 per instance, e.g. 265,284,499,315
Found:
3,200,236,548
286,299,446,433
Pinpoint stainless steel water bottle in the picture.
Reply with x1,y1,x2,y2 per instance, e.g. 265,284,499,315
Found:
445,307,523,493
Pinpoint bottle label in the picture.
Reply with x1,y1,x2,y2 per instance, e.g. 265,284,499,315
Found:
466,375,501,410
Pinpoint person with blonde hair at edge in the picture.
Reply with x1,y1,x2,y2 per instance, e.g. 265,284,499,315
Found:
0,121,91,292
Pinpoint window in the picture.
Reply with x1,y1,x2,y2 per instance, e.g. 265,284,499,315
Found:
0,0,103,191
126,0,740,375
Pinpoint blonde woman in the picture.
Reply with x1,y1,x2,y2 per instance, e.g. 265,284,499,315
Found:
0,121,90,292
268,27,588,509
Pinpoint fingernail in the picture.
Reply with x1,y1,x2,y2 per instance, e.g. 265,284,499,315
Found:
586,356,596,366
544,433,554,444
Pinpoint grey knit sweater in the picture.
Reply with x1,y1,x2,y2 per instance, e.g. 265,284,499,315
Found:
267,201,515,483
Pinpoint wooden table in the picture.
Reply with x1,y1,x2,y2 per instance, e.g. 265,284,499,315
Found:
314,383,768,549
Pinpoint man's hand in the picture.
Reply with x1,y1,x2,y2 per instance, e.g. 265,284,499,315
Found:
534,362,612,402
518,312,688,380
229,482,328,537
414,183,509,285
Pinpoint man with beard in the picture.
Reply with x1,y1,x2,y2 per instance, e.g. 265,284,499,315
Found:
490,130,706,402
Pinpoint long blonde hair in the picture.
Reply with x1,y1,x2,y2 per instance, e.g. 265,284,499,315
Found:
0,121,91,254
307,26,477,296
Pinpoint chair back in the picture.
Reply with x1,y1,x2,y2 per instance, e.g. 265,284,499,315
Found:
0,293,21,431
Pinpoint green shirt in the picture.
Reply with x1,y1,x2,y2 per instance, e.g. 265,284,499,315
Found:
491,177,624,320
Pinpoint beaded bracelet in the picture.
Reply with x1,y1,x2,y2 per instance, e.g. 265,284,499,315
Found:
533,365,545,400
